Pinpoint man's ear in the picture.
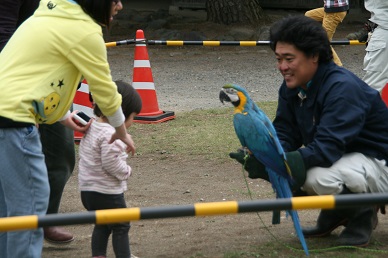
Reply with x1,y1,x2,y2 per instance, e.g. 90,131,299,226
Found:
312,54,319,63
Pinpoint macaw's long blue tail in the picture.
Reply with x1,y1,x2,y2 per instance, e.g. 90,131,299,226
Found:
267,169,309,256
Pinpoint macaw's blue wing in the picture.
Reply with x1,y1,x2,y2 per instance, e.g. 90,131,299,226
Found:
233,111,309,256
252,106,288,163
233,111,292,184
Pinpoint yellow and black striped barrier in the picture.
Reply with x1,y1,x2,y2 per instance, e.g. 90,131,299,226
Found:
105,39,136,47
147,39,366,46
1,193,387,232
105,39,365,48
330,40,366,45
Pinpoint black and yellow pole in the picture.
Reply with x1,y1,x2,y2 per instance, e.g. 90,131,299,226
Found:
105,39,137,47
330,40,366,45
1,193,387,232
146,40,366,46
105,39,365,47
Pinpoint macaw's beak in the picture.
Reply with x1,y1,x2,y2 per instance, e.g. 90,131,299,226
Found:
219,90,231,104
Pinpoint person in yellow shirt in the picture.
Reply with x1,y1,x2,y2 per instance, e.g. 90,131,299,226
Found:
0,1,133,257
1,0,76,245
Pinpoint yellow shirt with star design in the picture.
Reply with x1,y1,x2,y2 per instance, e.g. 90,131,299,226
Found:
0,0,122,125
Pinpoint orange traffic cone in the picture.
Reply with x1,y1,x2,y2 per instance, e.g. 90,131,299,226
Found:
381,83,388,107
73,79,94,143
132,29,175,124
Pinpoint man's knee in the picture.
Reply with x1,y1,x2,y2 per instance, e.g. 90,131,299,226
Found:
302,167,344,195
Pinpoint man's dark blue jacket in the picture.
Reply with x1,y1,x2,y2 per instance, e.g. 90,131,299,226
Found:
274,62,388,169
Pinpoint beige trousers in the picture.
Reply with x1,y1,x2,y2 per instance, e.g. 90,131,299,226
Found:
302,153,388,196
305,7,347,66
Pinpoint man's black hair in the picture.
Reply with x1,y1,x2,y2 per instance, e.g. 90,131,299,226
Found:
269,15,333,63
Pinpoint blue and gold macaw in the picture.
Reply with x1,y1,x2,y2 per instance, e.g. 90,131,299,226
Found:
219,83,308,256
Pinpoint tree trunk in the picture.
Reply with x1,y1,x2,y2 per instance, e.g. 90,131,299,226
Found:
206,0,268,25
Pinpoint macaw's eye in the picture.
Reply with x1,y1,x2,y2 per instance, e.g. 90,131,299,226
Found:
225,88,237,94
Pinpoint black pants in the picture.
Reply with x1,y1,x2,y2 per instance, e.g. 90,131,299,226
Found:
0,0,40,51
39,123,75,214
81,191,131,258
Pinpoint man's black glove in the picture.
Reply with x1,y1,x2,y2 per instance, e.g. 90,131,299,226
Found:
229,148,306,191
284,151,307,191
229,149,269,181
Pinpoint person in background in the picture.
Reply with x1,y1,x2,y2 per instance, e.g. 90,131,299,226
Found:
305,0,349,66
0,1,132,257
79,81,142,258
0,0,39,50
362,0,388,92
346,20,376,42
230,15,388,247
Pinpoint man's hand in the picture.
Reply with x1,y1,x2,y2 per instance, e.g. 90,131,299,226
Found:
229,148,269,181
229,148,307,191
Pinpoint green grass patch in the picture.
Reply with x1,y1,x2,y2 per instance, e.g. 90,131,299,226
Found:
130,101,278,161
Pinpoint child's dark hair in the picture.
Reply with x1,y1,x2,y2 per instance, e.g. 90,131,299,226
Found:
93,80,142,119
269,15,333,63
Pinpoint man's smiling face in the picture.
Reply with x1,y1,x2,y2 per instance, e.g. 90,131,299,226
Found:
275,42,319,89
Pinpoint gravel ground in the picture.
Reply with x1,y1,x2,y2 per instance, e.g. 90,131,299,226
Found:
106,12,367,113
108,34,366,113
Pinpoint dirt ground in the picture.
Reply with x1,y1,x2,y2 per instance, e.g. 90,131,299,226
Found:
42,8,388,258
